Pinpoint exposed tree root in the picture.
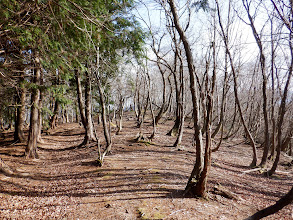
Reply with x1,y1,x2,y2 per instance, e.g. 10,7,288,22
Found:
212,184,239,200
0,158,30,177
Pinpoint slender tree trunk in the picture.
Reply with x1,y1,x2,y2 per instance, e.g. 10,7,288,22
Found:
50,100,60,129
37,73,43,143
75,69,95,145
242,0,270,167
96,75,112,153
14,84,26,142
167,0,206,197
216,0,257,167
136,82,150,141
268,121,276,160
212,124,224,152
166,80,180,136
14,95,20,141
154,64,167,126
84,70,96,144
212,48,228,139
173,52,185,148
267,30,293,176
268,17,276,160
116,96,124,135
267,33,293,176
192,95,213,198
173,90,184,148
224,101,238,139
25,58,41,159
134,76,139,119
167,42,181,136
137,79,149,135
191,13,217,196
75,69,86,128
149,94,156,140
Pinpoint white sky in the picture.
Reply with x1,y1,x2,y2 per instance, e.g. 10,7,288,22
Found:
132,0,293,98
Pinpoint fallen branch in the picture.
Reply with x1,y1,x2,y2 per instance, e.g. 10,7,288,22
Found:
212,184,238,200
241,167,262,174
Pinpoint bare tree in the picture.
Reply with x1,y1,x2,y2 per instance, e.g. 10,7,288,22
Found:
241,0,270,168
216,0,258,167
266,0,293,176
163,0,211,197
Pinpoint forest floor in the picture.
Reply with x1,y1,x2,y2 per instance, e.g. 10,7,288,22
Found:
0,112,292,219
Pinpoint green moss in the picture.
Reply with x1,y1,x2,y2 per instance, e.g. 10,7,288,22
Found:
137,207,165,219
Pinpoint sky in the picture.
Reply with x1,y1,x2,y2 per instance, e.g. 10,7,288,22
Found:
132,0,292,76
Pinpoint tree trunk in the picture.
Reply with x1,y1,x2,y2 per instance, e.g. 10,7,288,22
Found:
167,40,181,136
37,73,43,143
268,17,276,161
216,0,257,167
96,75,112,153
212,124,224,152
83,70,96,144
14,84,26,142
267,29,293,176
153,58,167,126
50,100,60,129
116,96,124,135
281,123,293,152
166,70,180,136
268,122,276,160
167,0,206,197
188,96,212,198
75,69,86,128
25,58,41,159
212,46,228,139
242,0,270,168
173,52,185,148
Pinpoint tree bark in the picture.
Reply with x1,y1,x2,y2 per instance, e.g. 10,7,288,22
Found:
84,70,96,144
37,72,43,143
50,99,60,129
167,38,181,137
167,0,205,197
14,84,26,142
75,69,86,128
116,96,124,135
173,50,185,148
25,57,41,159
75,69,96,145
96,74,112,153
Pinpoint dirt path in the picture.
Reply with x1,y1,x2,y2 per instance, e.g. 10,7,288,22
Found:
0,117,292,219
